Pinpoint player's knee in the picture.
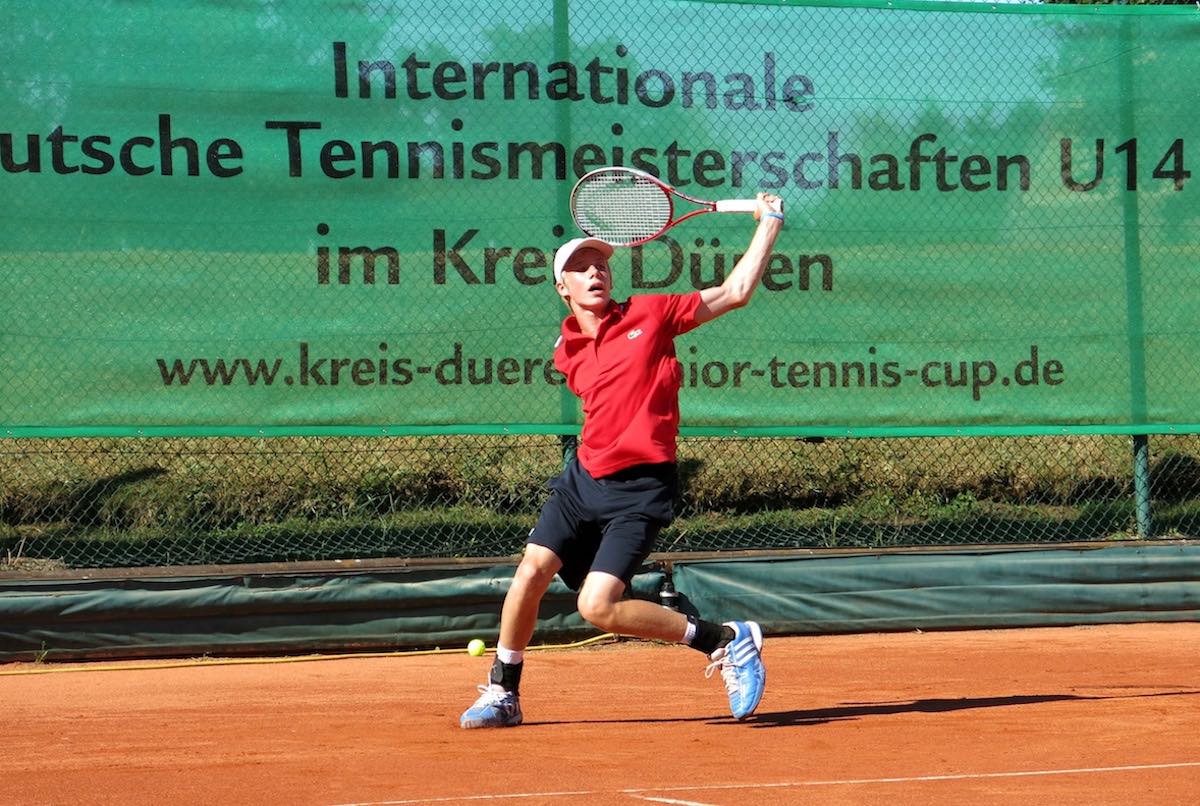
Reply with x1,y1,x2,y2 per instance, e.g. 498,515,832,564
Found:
512,554,557,593
576,590,617,630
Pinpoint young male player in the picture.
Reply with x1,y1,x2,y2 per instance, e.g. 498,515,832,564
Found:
461,193,785,728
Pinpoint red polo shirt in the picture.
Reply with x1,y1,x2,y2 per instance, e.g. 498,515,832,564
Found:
554,292,702,478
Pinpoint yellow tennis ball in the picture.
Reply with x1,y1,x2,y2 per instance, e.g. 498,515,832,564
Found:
467,639,486,657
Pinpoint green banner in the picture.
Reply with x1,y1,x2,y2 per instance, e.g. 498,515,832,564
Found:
2,1,1198,437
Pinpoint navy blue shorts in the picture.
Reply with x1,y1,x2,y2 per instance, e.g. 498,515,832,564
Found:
527,458,677,591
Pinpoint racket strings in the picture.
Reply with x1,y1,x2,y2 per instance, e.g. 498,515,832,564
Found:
571,172,672,246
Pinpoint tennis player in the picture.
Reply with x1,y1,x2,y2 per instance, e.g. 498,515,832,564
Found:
461,193,785,728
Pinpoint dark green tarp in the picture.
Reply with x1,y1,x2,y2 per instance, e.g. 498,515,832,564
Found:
3,545,1198,662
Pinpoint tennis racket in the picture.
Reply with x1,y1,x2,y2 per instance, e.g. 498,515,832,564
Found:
570,166,776,247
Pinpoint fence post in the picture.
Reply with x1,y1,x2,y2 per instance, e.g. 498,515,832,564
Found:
1132,434,1152,538
560,434,577,469
553,0,579,451
1117,19,1150,542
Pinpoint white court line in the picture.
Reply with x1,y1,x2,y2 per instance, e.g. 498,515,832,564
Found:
628,797,718,806
330,761,1200,805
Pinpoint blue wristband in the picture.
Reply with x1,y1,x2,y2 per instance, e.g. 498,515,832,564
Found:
764,212,785,221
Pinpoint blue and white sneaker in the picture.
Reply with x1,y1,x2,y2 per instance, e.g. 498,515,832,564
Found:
705,621,766,719
460,684,523,729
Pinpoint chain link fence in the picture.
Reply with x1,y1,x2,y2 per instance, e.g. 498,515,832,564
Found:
3,433,1199,571
2,1,1198,573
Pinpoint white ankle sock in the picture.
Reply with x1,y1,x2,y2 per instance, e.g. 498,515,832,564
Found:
496,645,525,665
682,620,698,645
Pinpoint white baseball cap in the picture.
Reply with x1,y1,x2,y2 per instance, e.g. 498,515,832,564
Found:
553,237,614,284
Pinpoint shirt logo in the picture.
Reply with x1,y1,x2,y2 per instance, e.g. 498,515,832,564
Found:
627,328,643,340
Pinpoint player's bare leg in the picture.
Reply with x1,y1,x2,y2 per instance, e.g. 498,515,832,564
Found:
576,571,688,640
499,544,562,650
577,570,766,720
460,545,560,728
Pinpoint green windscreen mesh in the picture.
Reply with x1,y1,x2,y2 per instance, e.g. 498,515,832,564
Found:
3,0,1198,435
2,2,1198,570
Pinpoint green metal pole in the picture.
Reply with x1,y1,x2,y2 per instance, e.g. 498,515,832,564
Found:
1132,434,1152,538
553,0,577,469
1118,19,1150,538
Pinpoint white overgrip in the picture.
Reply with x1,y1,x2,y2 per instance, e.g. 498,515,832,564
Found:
713,199,760,213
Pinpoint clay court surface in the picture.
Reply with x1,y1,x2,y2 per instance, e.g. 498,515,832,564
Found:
3,623,1198,805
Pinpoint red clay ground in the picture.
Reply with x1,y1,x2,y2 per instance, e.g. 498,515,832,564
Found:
3,623,1199,805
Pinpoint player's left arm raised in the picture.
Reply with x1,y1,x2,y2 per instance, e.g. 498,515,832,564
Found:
695,193,784,324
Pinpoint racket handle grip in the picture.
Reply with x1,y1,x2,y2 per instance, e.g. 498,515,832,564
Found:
714,199,760,214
